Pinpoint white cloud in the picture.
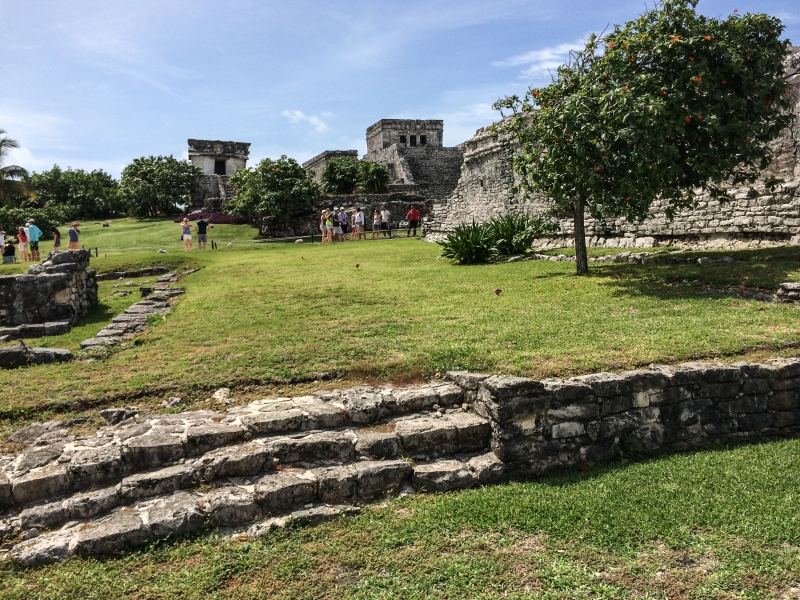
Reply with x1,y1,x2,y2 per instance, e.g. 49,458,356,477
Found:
494,38,588,79
282,110,332,133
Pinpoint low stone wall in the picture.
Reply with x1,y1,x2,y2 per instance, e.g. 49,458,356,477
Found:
96,267,170,282
456,359,800,473
0,250,97,327
260,193,431,238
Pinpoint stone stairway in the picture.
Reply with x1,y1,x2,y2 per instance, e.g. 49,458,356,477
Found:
1,382,500,565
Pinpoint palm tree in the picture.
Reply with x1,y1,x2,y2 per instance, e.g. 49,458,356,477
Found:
0,130,34,202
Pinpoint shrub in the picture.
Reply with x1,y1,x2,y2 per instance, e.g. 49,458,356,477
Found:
0,205,69,235
120,156,201,217
356,161,389,193
488,212,559,255
321,157,360,194
438,220,497,265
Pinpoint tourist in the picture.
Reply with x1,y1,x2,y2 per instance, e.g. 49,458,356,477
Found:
324,209,334,243
27,218,43,261
17,227,28,261
67,222,80,250
332,207,343,242
372,210,381,239
51,226,61,253
181,218,193,251
380,205,391,237
406,205,421,237
353,207,364,240
338,207,348,241
0,226,5,247
319,210,327,242
196,217,209,249
2,239,15,264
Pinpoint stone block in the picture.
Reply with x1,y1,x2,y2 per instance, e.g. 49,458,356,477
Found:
547,402,599,420
412,460,477,493
767,391,798,411
68,445,126,489
446,412,491,451
480,376,545,400
270,431,355,465
203,486,260,527
737,412,775,432
660,399,712,429
0,469,11,508
446,371,490,391
147,492,205,537
254,472,316,515
395,416,457,455
19,500,69,530
123,430,185,469
354,460,412,499
239,409,303,435
299,402,348,429
12,463,71,505
74,512,151,556
354,430,401,459
767,358,800,379
551,421,586,439
677,362,742,384
11,530,75,566
466,452,504,484
433,382,464,405
331,388,390,423
185,423,246,456
194,441,271,481
66,487,121,520
314,465,357,503
16,443,64,472
120,463,198,499
393,387,439,413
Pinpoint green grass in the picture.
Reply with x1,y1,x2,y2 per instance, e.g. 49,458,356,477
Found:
3,218,800,424
2,437,799,598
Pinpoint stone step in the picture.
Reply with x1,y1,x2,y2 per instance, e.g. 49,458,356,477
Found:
9,452,503,566
0,383,470,510
1,412,492,535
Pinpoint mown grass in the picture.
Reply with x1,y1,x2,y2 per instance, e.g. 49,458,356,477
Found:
2,437,799,599
3,218,800,426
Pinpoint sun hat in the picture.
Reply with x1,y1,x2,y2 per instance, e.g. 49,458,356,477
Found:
72,222,79,226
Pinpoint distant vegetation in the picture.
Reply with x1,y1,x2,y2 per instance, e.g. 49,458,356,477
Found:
321,156,389,194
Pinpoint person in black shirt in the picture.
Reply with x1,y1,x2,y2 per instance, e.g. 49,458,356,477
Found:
195,218,210,249
2,239,16,264
51,226,61,253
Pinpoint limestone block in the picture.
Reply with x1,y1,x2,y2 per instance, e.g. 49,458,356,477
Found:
12,463,71,505
0,469,11,508
185,423,246,456
16,443,64,472
270,431,355,465
466,452,504,484
299,402,348,429
412,460,477,493
444,412,491,451
74,511,151,556
395,416,457,455
239,409,303,434
19,500,69,530
202,486,260,527
120,463,198,500
354,460,412,499
11,530,75,566
354,430,401,459
551,422,586,439
66,487,121,520
254,472,316,515
123,430,185,469
314,465,357,504
446,371,490,391
433,382,464,405
68,445,125,488
392,387,439,413
285,505,361,528
194,441,271,481
331,388,389,423
146,491,205,537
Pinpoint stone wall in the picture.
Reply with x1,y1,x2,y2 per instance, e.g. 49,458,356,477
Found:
366,119,444,154
189,175,235,211
364,144,464,202
0,250,97,327
457,358,800,474
424,47,800,247
260,193,431,238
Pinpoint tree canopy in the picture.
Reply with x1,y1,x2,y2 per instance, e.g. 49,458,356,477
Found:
227,155,320,222
320,157,390,194
0,130,33,204
119,156,201,218
494,0,792,273
20,166,123,219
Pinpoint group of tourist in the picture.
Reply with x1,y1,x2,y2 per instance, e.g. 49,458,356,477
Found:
1,221,81,265
179,217,210,251
318,205,421,243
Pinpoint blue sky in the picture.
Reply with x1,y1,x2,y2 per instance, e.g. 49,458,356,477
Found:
1,1,797,177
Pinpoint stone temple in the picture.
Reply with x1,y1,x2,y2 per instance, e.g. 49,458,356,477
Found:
188,139,250,211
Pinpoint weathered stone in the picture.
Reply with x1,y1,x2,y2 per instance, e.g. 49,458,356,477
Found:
74,512,151,556
12,463,71,505
395,416,457,455
194,441,271,481
314,465,356,503
9,422,52,444
270,431,355,465
99,408,138,425
254,472,315,515
392,387,439,413
68,445,125,488
66,487,121,520
299,402,348,429
120,463,197,499
0,469,11,508
239,409,303,435
16,443,64,472
202,486,260,527
412,460,477,493
354,430,401,459
147,492,205,537
123,430,185,469
332,391,388,423
354,460,412,499
19,500,68,530
466,452,504,484
446,371,490,391
446,412,491,451
551,421,586,439
185,423,246,456
11,530,75,566
285,505,361,528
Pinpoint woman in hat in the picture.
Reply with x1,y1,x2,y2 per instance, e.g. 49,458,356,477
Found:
17,226,29,261
181,218,193,251
67,222,81,250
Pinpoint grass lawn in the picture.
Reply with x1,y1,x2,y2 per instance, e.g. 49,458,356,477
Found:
2,437,799,598
3,218,800,597
3,217,800,426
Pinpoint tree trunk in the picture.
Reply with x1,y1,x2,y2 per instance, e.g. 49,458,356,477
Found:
572,199,589,275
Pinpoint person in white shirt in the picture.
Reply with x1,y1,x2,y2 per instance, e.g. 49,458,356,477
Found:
353,207,365,240
380,205,391,238
0,227,5,247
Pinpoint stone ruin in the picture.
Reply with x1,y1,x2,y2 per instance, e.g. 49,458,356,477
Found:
188,139,251,211
423,47,800,250
302,150,360,184
0,250,97,341
5,357,800,565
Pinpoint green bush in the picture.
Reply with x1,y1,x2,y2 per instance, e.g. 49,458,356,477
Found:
356,161,389,193
0,205,69,235
321,157,360,194
488,212,559,255
438,220,497,265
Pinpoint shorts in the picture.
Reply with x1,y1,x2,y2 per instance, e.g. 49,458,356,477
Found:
18,243,27,251
356,224,364,233
320,224,326,232
333,226,343,234
326,225,333,230
183,234,192,241
379,222,389,230
198,234,207,243
3,257,14,264
29,241,39,251
53,243,60,250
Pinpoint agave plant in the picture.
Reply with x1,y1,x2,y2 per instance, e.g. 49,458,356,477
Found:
488,212,560,255
438,220,497,265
